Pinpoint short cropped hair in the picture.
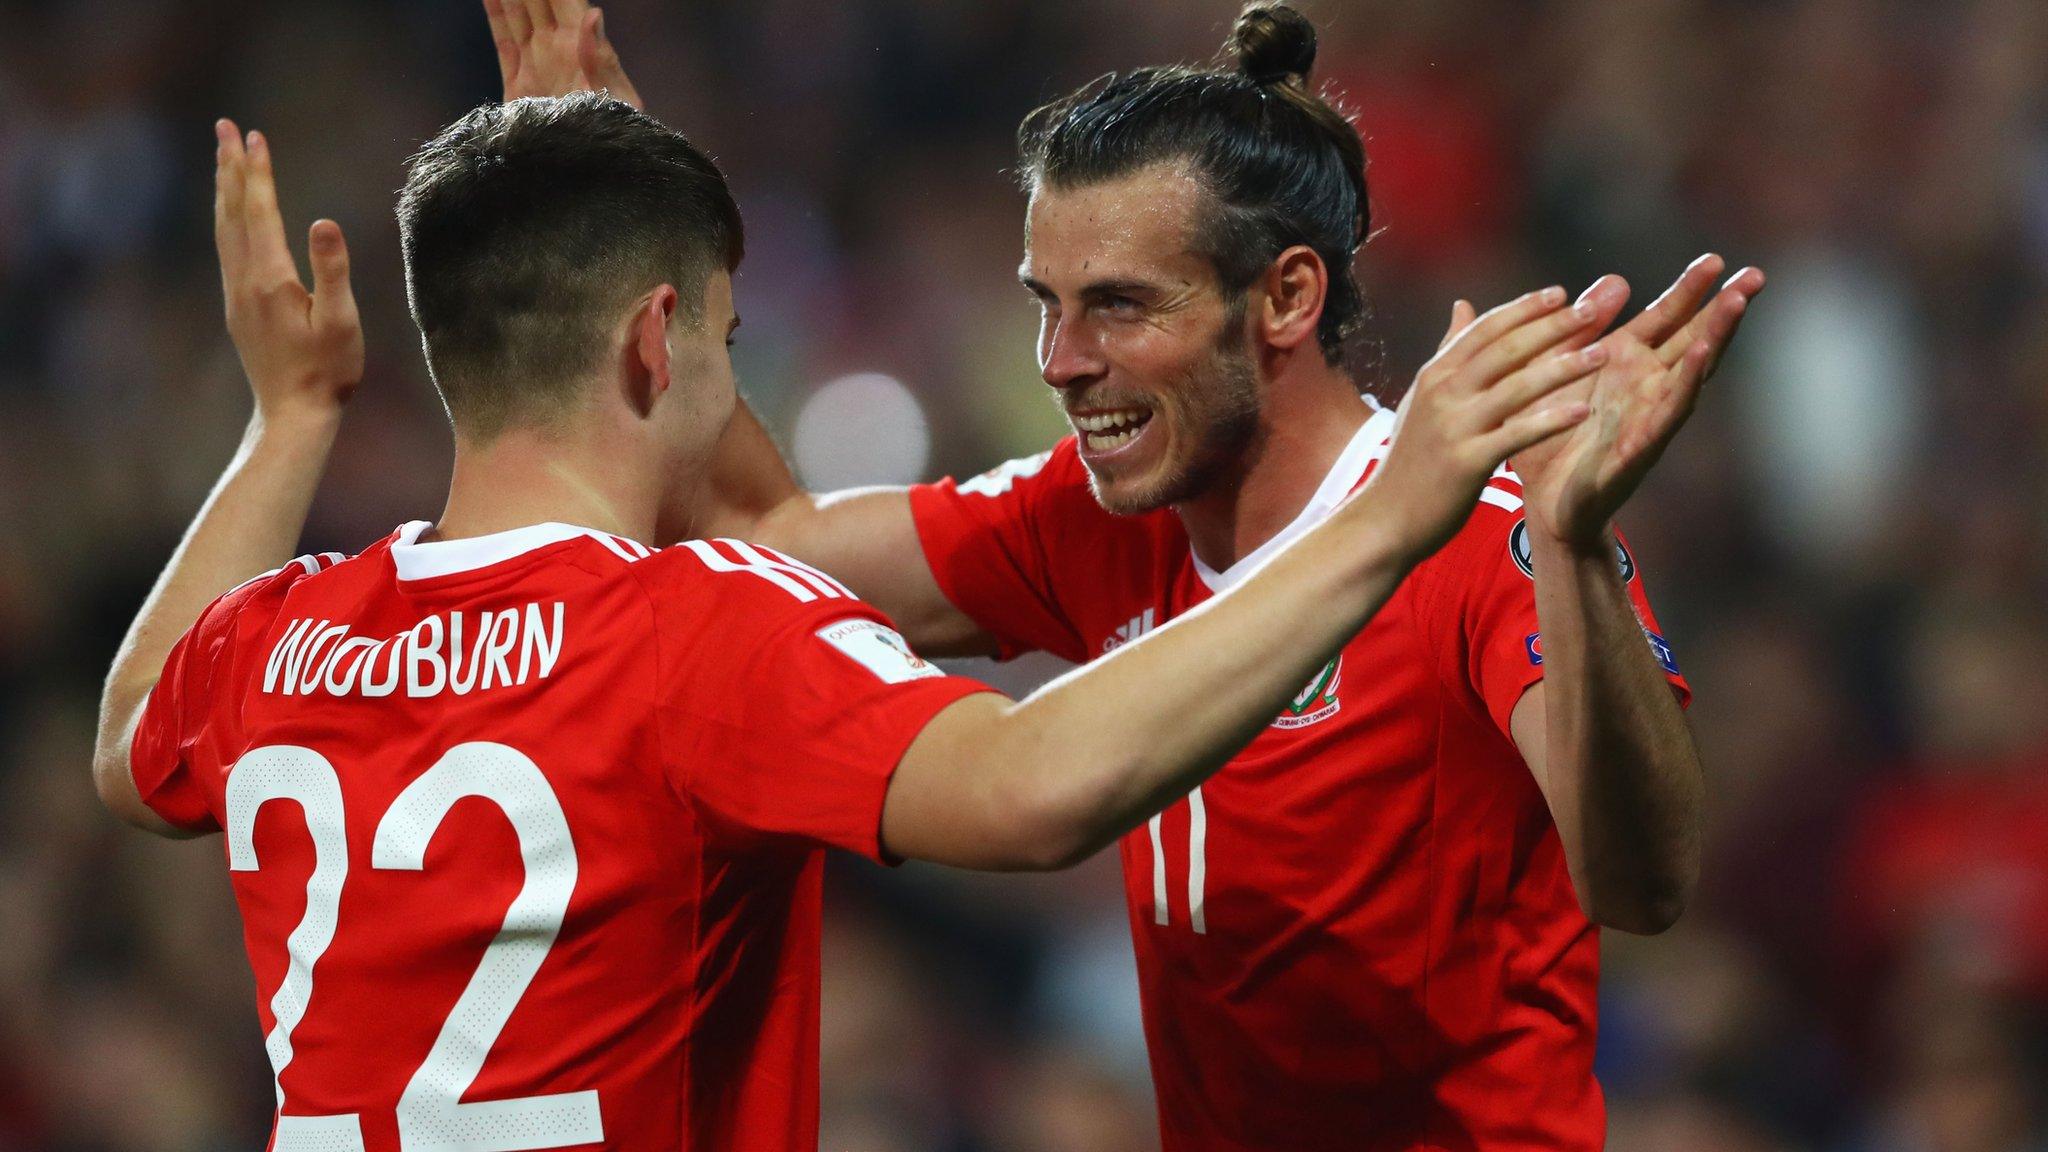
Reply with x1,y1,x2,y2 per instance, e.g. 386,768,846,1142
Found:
398,92,744,437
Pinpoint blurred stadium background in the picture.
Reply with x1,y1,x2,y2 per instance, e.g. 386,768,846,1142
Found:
4,0,2047,1148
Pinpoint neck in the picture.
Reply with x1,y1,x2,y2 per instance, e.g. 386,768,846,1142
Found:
432,421,665,545
1176,355,1371,574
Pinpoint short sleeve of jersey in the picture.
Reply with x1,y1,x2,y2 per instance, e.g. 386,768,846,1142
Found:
645,541,996,862
906,441,1094,664
1411,488,1690,740
128,579,276,834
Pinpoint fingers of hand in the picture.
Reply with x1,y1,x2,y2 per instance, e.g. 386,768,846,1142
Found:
213,119,247,274
1724,265,1767,298
549,0,586,31
501,0,533,42
1660,282,1753,370
1487,401,1593,463
522,0,556,31
241,131,300,285
1432,286,1567,374
1625,253,1723,345
1555,275,1631,354
1459,289,1607,388
1481,343,1607,428
307,220,357,319
1435,299,1474,353
484,0,521,82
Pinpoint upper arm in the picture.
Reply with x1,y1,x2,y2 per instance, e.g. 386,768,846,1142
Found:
876,691,1035,868
100,585,257,839
755,487,998,658
94,698,194,837
1509,681,1551,798
649,553,996,859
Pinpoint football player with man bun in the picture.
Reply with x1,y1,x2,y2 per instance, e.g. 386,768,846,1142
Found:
510,0,1766,1146
92,36,1618,1152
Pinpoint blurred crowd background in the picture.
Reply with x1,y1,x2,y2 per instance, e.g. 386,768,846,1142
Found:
3,0,2047,1148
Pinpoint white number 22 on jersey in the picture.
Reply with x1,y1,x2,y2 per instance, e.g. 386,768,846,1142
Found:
225,742,601,1152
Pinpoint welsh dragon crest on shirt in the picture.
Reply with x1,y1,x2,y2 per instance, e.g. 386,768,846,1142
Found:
1273,656,1342,729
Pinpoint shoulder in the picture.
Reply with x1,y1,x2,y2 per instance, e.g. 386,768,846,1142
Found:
165,550,357,701
1408,465,1533,596
208,550,353,640
630,537,879,635
944,438,1103,516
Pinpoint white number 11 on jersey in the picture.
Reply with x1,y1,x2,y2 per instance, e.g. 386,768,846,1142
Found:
1147,786,1207,934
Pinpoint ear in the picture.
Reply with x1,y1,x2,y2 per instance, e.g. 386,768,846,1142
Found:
630,284,680,416
1258,245,1329,355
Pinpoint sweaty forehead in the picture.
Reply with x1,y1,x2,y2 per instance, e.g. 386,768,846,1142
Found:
1023,162,1215,287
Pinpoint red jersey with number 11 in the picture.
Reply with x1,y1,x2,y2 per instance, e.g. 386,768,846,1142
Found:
909,406,1688,1151
129,521,989,1152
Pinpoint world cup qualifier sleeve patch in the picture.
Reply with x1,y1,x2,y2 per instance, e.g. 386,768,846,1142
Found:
817,619,945,683
1508,520,1636,582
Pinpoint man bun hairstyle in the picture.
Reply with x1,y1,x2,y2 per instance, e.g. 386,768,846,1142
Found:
398,92,744,439
1019,3,1367,365
1227,2,1318,86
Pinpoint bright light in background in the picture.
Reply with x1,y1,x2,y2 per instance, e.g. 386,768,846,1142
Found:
792,372,932,489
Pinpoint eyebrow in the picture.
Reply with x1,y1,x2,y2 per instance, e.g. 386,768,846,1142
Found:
1017,272,1158,299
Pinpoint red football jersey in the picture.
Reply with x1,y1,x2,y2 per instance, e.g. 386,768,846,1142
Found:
909,406,1689,1151
130,521,988,1152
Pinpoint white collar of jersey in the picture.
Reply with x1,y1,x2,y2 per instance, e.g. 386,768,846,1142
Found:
389,519,651,581
1191,401,1400,594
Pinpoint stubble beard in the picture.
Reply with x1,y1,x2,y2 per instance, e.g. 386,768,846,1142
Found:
1085,324,1263,517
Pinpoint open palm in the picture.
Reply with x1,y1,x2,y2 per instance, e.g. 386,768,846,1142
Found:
484,0,641,109
1510,256,1765,547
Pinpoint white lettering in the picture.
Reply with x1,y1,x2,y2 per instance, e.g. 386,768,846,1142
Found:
407,617,446,698
323,637,379,696
296,624,347,696
519,603,563,684
262,603,566,700
478,610,518,691
264,618,316,693
360,638,401,697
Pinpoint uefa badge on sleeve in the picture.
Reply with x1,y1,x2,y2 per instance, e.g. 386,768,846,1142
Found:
1509,520,1637,583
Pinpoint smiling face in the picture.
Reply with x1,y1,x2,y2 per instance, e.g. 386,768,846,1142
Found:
1021,163,1265,515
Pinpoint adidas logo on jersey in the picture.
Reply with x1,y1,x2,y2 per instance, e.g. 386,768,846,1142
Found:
1103,608,1157,653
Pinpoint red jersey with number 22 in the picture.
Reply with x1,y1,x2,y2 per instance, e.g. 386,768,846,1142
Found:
909,405,1688,1152
129,521,988,1152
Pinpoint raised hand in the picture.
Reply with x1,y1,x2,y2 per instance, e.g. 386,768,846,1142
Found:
214,119,363,428
1372,288,1608,561
1511,256,1766,547
484,0,642,109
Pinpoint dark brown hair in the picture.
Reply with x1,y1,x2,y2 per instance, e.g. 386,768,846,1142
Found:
1018,4,1367,364
398,92,744,437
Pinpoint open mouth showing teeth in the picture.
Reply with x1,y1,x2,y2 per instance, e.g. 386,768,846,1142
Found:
1073,408,1153,452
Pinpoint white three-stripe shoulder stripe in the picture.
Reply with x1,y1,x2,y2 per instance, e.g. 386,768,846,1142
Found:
589,534,652,564
288,552,346,577
678,539,858,603
1479,462,1524,513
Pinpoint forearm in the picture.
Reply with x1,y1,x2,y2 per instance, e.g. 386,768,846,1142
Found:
898,490,1421,870
94,411,339,815
681,400,997,655
1528,530,1702,933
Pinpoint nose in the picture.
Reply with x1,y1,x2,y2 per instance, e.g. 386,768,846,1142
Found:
1040,312,1108,393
